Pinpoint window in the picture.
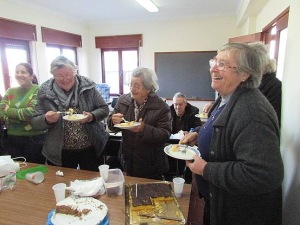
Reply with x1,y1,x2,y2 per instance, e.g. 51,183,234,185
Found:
0,38,31,96
101,48,138,95
46,44,77,78
95,34,142,96
262,7,289,81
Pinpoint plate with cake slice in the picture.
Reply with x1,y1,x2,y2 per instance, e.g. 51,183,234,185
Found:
63,114,88,122
49,196,108,225
114,122,141,129
164,144,200,160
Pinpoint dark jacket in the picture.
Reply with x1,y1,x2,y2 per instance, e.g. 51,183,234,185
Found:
170,102,202,133
32,75,109,166
258,72,282,127
107,93,172,179
203,86,283,225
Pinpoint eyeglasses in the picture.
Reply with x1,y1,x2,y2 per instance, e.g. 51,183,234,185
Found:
209,59,237,71
54,74,74,81
128,82,142,89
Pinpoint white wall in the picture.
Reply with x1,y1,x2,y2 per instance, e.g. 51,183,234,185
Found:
0,0,89,84
88,16,238,84
255,0,300,224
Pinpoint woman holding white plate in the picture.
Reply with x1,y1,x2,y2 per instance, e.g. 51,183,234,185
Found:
32,56,109,171
107,67,172,179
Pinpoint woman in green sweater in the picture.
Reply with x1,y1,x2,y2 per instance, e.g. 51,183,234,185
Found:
0,63,46,163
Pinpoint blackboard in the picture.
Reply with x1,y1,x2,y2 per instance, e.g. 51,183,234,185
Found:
155,51,217,100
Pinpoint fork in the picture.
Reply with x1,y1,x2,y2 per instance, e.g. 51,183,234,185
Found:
182,145,188,154
57,111,69,114
122,117,129,123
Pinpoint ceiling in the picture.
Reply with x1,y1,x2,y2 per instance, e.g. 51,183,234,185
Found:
6,0,244,25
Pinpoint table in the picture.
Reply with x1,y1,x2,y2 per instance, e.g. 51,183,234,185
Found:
0,163,191,225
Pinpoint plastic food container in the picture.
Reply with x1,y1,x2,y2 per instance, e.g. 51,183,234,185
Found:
103,169,125,197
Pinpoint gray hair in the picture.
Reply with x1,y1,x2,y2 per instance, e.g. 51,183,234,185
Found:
219,42,264,89
132,67,159,94
248,42,277,74
173,92,187,103
50,56,77,75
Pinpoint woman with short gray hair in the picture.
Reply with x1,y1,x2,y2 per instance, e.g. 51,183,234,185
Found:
32,56,109,171
108,67,172,179
181,43,283,225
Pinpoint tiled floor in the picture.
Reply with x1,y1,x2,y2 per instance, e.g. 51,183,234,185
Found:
187,174,205,225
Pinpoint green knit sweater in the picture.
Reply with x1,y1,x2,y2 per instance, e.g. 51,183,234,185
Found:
0,85,45,136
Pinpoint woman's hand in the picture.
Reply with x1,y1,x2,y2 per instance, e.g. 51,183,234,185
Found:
111,113,124,125
79,111,94,124
129,118,144,133
186,155,207,176
4,104,9,113
45,111,60,124
179,132,198,146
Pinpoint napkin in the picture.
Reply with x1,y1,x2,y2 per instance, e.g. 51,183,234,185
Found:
170,130,185,140
66,177,105,197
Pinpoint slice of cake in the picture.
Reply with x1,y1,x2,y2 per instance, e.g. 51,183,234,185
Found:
51,196,108,225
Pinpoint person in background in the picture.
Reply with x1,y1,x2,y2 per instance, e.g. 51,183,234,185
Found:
107,67,172,179
0,63,46,163
170,92,202,134
250,42,282,127
203,42,282,127
169,92,201,183
181,43,283,225
32,56,109,171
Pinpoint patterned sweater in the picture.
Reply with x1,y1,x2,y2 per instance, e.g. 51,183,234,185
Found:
0,85,45,136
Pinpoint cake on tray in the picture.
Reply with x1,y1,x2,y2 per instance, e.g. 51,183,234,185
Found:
51,196,108,225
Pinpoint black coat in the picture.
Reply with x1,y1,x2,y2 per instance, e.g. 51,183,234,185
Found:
258,72,282,127
170,103,202,133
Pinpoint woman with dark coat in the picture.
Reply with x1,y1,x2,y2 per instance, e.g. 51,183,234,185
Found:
107,67,172,179
181,43,284,225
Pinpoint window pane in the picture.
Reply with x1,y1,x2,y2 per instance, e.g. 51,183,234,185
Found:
276,28,288,81
0,48,5,96
46,47,60,78
269,40,276,59
63,49,76,64
122,50,137,94
5,48,27,88
104,51,119,93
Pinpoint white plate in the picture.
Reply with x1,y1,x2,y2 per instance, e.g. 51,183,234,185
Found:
114,122,141,129
164,144,200,160
195,113,208,119
51,197,108,225
63,114,88,122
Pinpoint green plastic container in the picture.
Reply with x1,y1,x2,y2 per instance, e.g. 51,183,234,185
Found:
16,165,48,179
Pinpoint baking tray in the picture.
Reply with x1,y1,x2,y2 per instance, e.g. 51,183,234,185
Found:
125,182,185,224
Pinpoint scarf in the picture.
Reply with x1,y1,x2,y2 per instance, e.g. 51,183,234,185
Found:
134,98,147,121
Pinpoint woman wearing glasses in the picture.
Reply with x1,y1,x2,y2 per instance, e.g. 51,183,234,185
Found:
181,43,283,225
31,56,109,171
0,63,46,163
107,67,172,179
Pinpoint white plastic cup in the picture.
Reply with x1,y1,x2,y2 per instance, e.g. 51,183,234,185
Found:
98,164,109,182
173,177,185,197
25,172,44,184
52,183,66,203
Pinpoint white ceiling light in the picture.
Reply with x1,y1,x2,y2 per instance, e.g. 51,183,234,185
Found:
135,0,158,12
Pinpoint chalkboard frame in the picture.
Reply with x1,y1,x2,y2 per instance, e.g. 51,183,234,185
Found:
155,51,217,100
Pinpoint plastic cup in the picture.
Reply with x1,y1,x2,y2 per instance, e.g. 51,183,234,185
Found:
173,177,185,197
98,164,109,182
52,183,66,203
25,172,44,184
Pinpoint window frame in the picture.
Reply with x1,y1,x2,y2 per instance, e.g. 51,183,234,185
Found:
101,47,139,96
46,43,78,65
0,38,31,91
